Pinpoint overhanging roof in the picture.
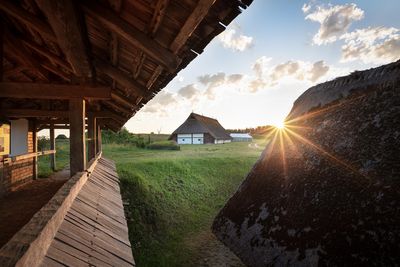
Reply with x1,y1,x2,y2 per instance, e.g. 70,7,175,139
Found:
0,0,253,131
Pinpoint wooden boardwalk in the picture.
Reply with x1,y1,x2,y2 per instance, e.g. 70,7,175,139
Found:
40,158,135,266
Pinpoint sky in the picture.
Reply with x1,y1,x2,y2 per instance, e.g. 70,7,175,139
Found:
48,0,400,136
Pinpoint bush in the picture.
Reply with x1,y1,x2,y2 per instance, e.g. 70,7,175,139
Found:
146,141,180,151
56,134,68,139
38,136,50,151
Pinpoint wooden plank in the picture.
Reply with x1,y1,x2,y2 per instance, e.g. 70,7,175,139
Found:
35,0,94,80
69,99,86,177
80,0,179,72
111,92,135,109
89,110,125,124
0,82,111,100
49,123,56,171
0,0,57,42
32,119,38,179
95,59,147,97
170,0,216,53
87,114,96,161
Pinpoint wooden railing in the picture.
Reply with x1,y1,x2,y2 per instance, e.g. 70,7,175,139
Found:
1,150,56,163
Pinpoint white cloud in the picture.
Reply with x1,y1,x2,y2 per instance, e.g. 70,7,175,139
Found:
305,3,364,45
218,28,254,52
141,90,177,116
245,57,331,92
340,26,400,64
302,3,311,13
178,84,199,99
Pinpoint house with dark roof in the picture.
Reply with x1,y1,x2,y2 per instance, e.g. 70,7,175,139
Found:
170,113,232,144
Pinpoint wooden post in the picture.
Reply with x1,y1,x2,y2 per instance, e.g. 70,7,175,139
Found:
69,99,86,177
96,123,102,154
49,123,56,171
32,119,38,179
87,114,96,160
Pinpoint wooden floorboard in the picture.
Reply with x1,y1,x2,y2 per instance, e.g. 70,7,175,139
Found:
41,158,135,266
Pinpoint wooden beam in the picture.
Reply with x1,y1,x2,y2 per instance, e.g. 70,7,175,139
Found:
0,20,3,82
69,99,86,176
90,110,125,124
87,114,96,161
170,0,216,53
146,65,163,89
35,0,94,80
80,0,179,72
95,59,148,97
103,100,132,116
149,0,169,37
0,82,111,99
96,123,102,154
49,123,56,171
32,119,38,179
133,51,146,79
0,0,57,42
2,109,69,118
21,39,73,71
4,33,49,81
111,91,135,109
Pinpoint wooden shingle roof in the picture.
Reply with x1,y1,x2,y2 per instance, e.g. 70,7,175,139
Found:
172,112,232,139
0,0,253,131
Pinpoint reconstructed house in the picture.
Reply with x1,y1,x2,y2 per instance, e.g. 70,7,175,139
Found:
170,113,232,144
0,0,252,265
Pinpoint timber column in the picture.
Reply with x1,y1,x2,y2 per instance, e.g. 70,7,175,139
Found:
49,123,56,171
87,114,96,161
96,123,102,154
69,99,86,177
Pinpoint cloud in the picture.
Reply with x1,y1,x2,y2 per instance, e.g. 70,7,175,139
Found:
246,57,331,92
218,28,254,52
178,84,199,99
302,3,311,13
227,74,244,83
309,60,330,82
305,3,364,45
141,91,177,115
340,26,400,64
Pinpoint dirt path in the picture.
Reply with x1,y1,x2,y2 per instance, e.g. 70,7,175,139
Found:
186,230,245,267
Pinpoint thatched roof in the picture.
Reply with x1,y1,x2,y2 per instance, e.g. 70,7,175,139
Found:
171,112,231,140
0,0,253,131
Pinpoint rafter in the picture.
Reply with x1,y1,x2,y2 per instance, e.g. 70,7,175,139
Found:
0,82,111,99
35,0,94,80
170,0,216,54
0,0,56,42
95,59,148,97
4,33,49,81
80,0,179,72
111,91,135,109
149,0,169,37
146,65,163,89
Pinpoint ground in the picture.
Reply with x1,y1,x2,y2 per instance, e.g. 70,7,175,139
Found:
0,170,68,247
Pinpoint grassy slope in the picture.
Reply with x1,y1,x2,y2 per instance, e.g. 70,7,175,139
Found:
104,140,267,266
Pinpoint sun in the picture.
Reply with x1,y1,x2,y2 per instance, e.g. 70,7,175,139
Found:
272,120,286,130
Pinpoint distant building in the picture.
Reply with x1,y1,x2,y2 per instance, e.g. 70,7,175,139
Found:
170,113,232,144
230,133,253,142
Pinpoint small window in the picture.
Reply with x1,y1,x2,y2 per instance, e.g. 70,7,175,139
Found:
182,139,185,141
198,139,201,141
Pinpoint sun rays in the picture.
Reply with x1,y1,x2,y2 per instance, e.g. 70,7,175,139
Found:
260,107,366,180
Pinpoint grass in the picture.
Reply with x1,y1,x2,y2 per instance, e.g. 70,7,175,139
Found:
103,139,268,266
38,140,70,177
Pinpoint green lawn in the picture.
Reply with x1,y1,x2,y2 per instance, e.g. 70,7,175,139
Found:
103,140,267,266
